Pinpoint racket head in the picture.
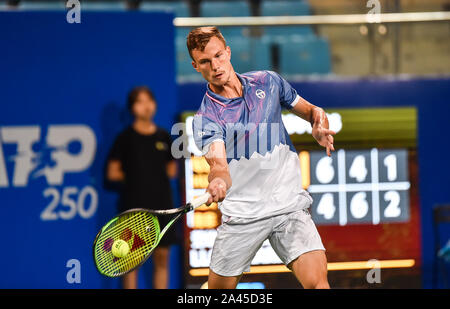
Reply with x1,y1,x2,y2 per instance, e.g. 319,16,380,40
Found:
93,209,161,277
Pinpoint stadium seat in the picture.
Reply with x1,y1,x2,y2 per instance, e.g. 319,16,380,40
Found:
141,1,191,42
200,1,251,38
248,37,272,72
227,36,252,73
278,36,332,76
80,2,126,11
261,0,313,38
18,1,66,10
176,36,198,80
228,36,272,74
140,1,190,17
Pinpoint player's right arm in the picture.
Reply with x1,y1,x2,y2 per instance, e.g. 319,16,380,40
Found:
107,132,126,182
107,160,125,182
204,141,231,205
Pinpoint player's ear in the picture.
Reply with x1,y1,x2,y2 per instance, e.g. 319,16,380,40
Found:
192,60,200,73
226,45,231,59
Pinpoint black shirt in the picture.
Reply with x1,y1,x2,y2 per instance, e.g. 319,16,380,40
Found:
108,126,174,212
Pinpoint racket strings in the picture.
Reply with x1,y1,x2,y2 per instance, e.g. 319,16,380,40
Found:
94,211,160,277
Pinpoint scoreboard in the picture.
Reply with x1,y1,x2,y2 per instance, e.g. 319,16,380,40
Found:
180,107,421,288
308,148,410,226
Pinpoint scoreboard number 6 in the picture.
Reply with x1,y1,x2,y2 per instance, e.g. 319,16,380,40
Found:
350,192,369,219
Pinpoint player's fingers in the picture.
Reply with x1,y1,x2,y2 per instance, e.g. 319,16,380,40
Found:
326,146,331,157
207,188,217,204
328,135,334,144
324,129,336,135
218,188,226,201
206,196,213,205
327,136,335,151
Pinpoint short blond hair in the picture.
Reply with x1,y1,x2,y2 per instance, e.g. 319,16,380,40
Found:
186,26,226,60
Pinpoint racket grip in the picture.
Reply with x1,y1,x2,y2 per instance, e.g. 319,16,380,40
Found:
190,192,211,209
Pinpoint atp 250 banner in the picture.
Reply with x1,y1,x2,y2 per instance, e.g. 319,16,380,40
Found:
0,125,98,221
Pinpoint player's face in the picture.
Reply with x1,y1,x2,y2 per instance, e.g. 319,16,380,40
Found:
132,91,156,121
191,36,233,87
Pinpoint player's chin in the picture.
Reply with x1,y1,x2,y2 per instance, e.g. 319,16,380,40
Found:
210,74,227,85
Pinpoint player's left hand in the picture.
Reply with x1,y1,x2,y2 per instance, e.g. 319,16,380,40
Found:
311,112,336,157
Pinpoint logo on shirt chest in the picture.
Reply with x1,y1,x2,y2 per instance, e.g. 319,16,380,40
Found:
155,141,168,151
255,89,266,99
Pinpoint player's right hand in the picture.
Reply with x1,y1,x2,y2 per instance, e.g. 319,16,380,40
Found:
206,177,227,205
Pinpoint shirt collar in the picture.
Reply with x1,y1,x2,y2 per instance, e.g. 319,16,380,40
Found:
205,72,247,105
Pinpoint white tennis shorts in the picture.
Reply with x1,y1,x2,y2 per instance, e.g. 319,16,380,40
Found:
209,209,325,277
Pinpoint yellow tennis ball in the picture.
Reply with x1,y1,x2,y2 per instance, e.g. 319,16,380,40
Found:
111,239,130,258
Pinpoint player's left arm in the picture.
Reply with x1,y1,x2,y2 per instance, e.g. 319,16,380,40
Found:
166,160,177,179
290,96,336,157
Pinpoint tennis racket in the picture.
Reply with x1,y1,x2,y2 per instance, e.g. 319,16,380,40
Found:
93,192,211,277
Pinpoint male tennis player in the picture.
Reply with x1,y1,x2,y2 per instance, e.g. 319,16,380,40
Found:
188,27,335,289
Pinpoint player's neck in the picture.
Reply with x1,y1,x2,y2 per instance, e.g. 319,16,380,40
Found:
209,71,242,99
132,119,156,135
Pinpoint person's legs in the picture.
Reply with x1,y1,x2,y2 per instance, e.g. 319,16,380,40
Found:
288,250,329,289
269,209,328,289
208,270,242,289
122,269,138,289
153,246,170,289
208,214,271,289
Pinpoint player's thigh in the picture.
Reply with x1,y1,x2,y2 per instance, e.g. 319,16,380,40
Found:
289,250,329,289
210,215,271,278
269,209,325,268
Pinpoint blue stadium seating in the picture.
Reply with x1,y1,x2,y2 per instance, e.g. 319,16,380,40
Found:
79,2,126,10
140,1,191,39
261,0,313,38
175,36,198,80
200,1,251,38
248,37,272,72
16,1,66,10
278,36,332,75
140,1,190,17
228,36,253,73
10,0,332,77
176,35,271,79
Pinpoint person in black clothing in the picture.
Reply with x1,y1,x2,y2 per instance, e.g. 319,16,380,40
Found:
106,86,177,289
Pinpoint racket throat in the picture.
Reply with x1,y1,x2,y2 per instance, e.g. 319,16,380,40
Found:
185,204,194,213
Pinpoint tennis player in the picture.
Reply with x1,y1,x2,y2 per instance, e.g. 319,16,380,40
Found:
188,27,335,289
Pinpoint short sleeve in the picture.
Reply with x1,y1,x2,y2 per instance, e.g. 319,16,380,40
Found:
269,71,300,110
192,114,225,155
161,129,175,162
108,132,126,162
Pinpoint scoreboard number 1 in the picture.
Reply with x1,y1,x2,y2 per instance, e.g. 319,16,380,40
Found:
308,148,410,226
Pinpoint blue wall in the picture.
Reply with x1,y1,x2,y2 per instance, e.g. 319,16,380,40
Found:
179,76,450,288
0,11,180,288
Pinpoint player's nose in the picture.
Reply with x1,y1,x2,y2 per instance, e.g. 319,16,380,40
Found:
211,58,220,71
